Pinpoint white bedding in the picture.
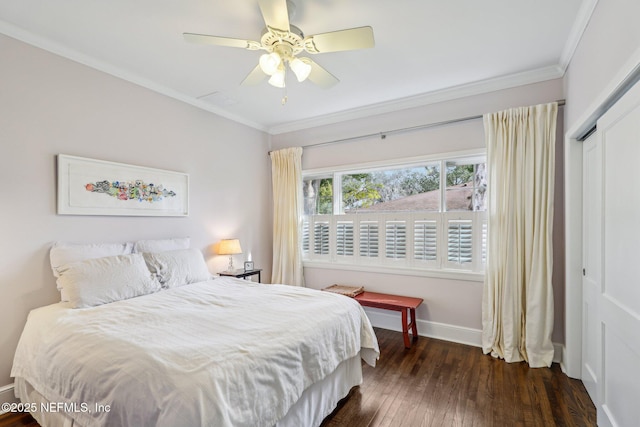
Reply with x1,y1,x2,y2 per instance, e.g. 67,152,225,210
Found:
11,277,379,427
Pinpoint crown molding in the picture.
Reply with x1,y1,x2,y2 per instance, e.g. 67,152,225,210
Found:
558,0,599,73
266,0,597,135
2,5,588,138
268,65,564,134
0,20,268,132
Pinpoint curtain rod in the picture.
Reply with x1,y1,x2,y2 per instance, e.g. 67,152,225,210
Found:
269,99,565,154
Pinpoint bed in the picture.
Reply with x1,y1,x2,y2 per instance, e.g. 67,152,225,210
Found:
11,239,379,427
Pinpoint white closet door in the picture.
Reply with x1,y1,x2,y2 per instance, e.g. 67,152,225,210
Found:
581,131,601,405
588,78,640,427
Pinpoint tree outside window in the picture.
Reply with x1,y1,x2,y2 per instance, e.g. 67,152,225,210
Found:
303,177,332,215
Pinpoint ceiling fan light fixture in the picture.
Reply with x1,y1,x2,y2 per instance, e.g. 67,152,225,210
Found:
290,57,312,82
259,52,281,75
268,67,286,88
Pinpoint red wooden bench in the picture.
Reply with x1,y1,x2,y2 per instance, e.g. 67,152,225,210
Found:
354,291,423,348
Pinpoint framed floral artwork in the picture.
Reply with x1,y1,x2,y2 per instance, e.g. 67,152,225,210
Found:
57,154,189,216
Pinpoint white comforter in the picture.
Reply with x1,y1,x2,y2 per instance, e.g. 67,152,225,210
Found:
11,278,379,427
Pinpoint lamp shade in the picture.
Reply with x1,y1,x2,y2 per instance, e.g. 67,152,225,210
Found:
290,57,312,82
218,239,242,255
268,67,286,88
259,52,281,76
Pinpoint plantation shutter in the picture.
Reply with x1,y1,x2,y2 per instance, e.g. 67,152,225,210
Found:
447,219,473,264
385,220,407,259
336,220,354,256
302,218,309,255
313,221,330,255
414,220,437,261
359,221,379,257
481,220,488,264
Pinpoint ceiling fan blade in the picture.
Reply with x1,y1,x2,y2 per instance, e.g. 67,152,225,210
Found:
258,0,290,34
241,64,267,86
183,33,261,50
304,26,375,54
306,59,339,89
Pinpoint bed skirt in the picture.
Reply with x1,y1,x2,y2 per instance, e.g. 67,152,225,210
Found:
15,353,363,427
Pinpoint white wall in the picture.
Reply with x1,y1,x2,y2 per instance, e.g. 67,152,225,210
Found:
562,0,640,377
0,34,272,391
272,79,565,346
564,0,640,133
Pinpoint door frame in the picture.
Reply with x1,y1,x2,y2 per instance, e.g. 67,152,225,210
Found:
563,51,640,378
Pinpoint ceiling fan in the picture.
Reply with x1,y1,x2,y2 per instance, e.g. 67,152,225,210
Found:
183,0,375,90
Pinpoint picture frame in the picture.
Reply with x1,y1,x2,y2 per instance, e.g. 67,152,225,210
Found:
57,154,189,216
244,261,254,272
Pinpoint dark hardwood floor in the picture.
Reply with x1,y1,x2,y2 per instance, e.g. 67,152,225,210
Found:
322,328,596,427
0,328,595,427
0,411,38,427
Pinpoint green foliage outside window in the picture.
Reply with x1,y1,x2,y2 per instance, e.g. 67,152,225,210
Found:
342,174,382,210
304,162,482,214
342,166,440,212
304,177,333,215
316,179,333,214
446,164,474,186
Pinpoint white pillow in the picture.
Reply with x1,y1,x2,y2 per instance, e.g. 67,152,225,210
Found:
133,237,190,254
56,253,162,309
142,248,211,289
50,241,133,279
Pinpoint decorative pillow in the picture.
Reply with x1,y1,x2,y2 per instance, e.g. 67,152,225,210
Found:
56,253,162,309
142,248,211,289
50,241,134,279
133,237,190,254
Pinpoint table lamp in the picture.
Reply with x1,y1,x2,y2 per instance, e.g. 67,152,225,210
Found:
218,239,242,271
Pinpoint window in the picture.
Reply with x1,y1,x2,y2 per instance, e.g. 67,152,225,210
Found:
302,152,487,275
303,176,333,215
341,164,441,213
445,160,487,212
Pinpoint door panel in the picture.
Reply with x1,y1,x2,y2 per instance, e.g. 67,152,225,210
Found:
582,132,601,403
596,77,640,427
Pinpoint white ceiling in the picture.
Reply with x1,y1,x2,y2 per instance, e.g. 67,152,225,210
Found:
0,0,591,134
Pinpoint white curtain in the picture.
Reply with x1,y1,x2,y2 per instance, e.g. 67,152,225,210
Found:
482,102,557,368
270,147,304,286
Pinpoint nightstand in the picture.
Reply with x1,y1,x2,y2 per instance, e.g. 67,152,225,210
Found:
219,269,262,283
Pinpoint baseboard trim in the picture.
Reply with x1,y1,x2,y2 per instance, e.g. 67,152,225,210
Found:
553,343,564,365
363,307,564,364
0,383,18,414
362,307,482,348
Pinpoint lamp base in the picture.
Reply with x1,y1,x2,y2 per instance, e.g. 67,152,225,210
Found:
228,256,234,272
